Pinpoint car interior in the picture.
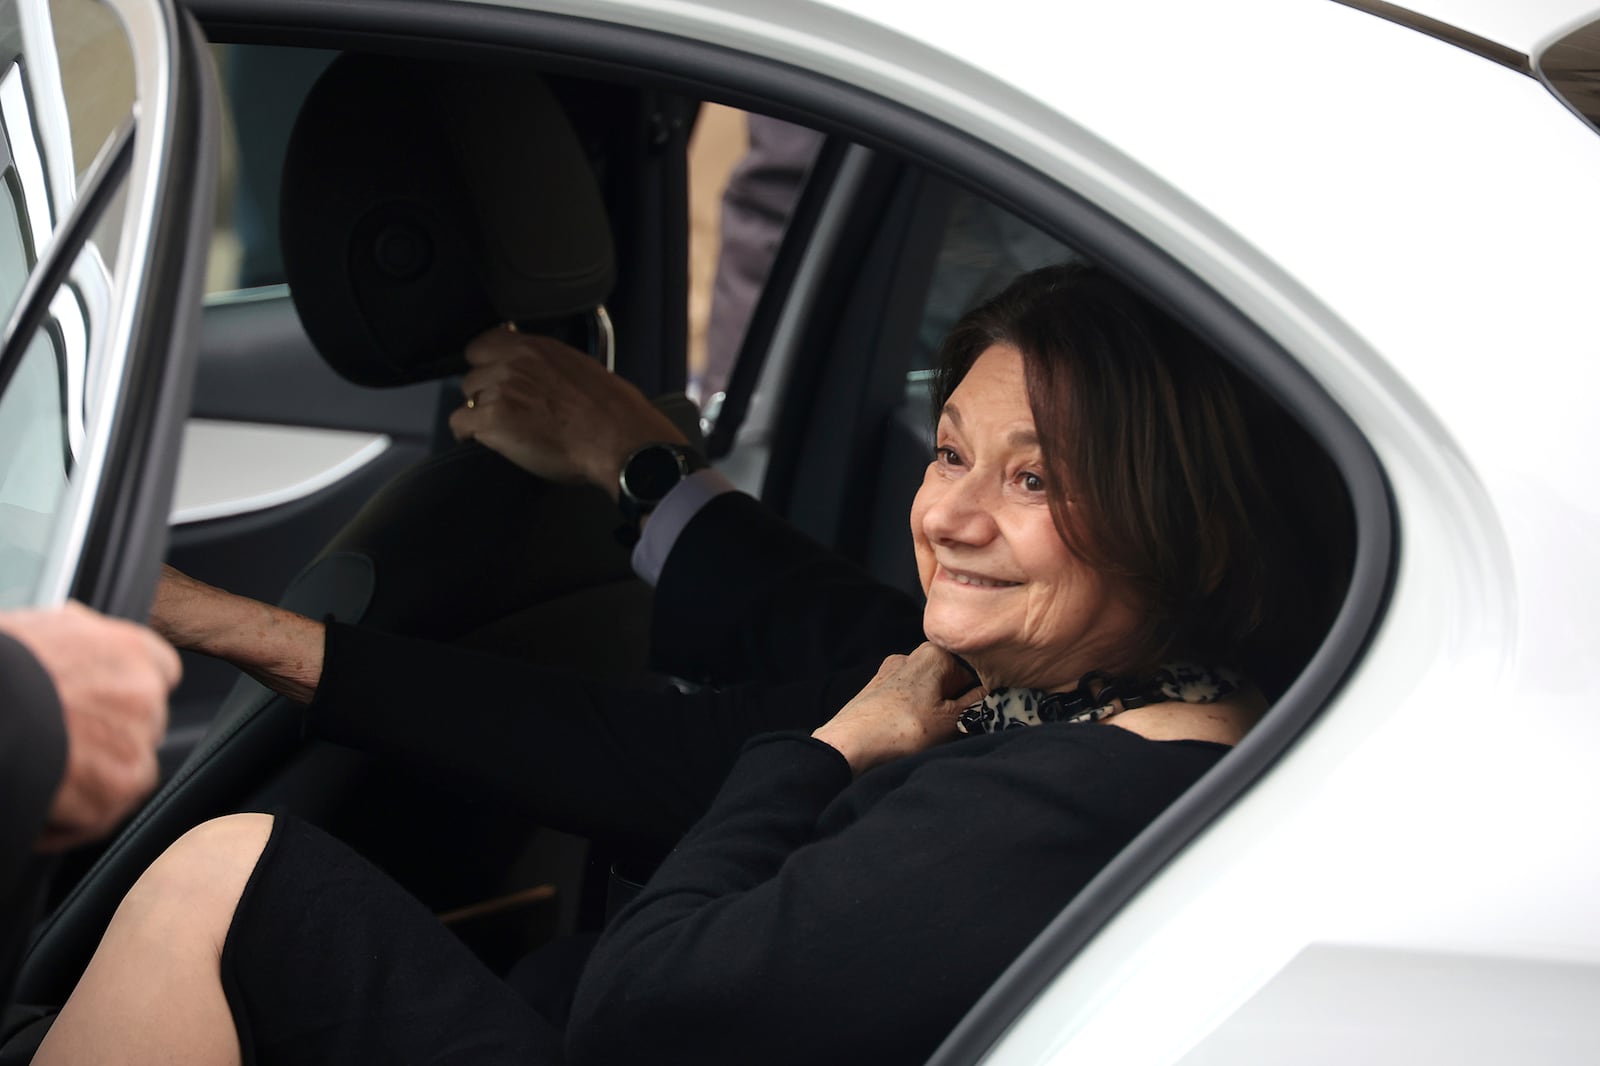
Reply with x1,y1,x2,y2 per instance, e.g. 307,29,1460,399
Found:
12,16,1365,1046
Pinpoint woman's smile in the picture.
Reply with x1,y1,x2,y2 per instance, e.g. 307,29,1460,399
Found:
937,566,1022,589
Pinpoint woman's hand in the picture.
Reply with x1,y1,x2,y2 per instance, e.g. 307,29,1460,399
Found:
812,643,982,775
447,327,687,498
151,565,325,705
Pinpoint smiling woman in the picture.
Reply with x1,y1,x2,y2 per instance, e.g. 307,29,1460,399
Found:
916,266,1327,700
30,264,1347,1066
915,343,1140,690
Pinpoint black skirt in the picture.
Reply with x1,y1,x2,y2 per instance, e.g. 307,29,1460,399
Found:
221,814,564,1065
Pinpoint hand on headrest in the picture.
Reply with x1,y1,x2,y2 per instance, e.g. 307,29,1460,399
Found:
448,326,687,496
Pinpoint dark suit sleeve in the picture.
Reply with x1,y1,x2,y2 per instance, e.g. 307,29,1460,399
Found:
0,633,66,1003
649,492,926,684
307,622,876,850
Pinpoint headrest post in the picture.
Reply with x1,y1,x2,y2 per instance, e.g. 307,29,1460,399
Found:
591,305,616,373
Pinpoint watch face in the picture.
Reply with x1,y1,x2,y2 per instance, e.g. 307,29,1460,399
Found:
623,445,686,503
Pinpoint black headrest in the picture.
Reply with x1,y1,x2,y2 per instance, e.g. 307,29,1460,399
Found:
279,53,614,386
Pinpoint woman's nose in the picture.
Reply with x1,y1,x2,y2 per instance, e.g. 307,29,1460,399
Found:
922,470,1000,546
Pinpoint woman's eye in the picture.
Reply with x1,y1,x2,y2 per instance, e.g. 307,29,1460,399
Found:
935,446,963,467
1019,471,1045,493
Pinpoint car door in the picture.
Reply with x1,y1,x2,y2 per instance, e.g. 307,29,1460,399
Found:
0,0,215,622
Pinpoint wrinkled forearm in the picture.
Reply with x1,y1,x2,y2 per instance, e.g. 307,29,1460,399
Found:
151,570,324,703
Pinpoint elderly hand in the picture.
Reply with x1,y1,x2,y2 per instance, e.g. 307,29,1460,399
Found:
447,327,688,498
0,602,179,852
812,643,982,775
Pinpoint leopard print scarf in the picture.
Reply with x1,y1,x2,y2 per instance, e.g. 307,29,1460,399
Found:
955,663,1242,735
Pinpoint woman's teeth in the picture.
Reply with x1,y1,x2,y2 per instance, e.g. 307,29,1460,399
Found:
952,572,1017,588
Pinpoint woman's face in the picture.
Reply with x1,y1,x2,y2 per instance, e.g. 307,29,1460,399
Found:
911,344,1139,691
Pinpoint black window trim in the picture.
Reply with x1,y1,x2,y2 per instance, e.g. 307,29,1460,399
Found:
1326,0,1531,73
1535,16,1600,138
187,2,1397,1059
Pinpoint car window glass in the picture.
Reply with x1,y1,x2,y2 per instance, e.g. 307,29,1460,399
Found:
0,0,134,604
895,188,1079,442
205,43,334,294
0,176,27,306
205,58,818,412
687,106,819,412
0,326,66,598
910,191,1079,371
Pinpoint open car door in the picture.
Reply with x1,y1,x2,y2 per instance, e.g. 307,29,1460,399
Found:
0,0,215,622
0,0,214,1010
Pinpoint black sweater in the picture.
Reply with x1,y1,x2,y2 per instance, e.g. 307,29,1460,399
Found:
308,623,1225,1065
303,493,1229,1063
568,727,1225,1066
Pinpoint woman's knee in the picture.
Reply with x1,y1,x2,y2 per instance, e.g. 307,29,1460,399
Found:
168,812,275,863
118,814,275,936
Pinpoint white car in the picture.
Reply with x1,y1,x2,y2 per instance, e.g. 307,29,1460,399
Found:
3,0,1598,1062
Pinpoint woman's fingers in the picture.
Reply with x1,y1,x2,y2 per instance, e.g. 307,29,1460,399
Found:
815,645,981,775
869,653,907,681
894,643,977,700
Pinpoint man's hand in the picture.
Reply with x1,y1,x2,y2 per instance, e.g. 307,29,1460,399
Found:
448,327,688,499
0,602,180,852
812,644,981,775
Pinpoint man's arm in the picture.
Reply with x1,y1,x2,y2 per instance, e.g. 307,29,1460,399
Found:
0,604,177,1002
0,631,68,999
0,605,178,853
648,490,925,684
447,328,926,684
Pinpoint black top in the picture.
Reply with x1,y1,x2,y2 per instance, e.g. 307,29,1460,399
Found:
569,728,1225,1066
305,625,1224,1065
291,491,1231,1062
0,633,66,1004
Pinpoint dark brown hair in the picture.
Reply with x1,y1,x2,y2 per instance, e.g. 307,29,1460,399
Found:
933,263,1350,691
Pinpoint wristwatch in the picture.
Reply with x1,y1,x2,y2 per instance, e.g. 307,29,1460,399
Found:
616,442,706,530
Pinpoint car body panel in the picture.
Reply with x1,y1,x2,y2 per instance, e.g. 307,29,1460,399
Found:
440,2,1600,1061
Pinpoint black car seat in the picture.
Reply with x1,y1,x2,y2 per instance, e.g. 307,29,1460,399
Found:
16,53,680,1005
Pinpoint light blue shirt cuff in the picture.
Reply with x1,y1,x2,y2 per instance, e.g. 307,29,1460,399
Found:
631,467,739,586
